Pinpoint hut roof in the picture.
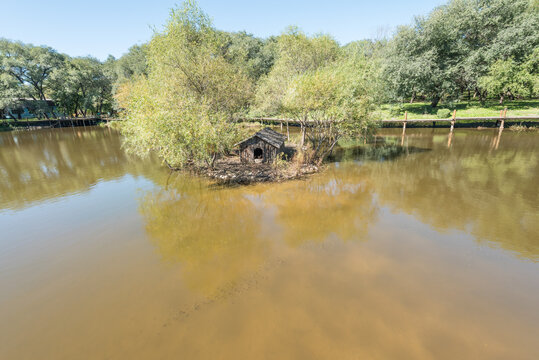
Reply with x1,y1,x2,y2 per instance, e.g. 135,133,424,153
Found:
235,128,287,148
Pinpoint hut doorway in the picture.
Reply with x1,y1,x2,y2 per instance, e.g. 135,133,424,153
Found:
254,148,263,160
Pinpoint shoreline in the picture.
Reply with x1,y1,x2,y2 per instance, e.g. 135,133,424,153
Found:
190,155,320,185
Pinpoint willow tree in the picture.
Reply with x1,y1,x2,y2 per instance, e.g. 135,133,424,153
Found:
119,0,253,168
253,28,340,116
283,57,378,166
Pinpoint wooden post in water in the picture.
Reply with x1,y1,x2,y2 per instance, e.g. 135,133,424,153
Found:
450,109,456,132
494,108,507,150
402,111,407,136
286,121,290,141
280,121,283,132
401,111,407,146
447,110,456,148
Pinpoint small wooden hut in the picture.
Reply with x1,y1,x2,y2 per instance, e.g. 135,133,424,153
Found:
236,128,286,163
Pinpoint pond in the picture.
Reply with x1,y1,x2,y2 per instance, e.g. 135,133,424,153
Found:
1,127,538,359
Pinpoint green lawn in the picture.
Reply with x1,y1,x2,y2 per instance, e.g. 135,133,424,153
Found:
378,100,539,120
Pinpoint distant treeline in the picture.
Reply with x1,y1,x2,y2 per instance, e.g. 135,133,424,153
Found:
385,0,539,106
0,39,147,118
1,0,538,121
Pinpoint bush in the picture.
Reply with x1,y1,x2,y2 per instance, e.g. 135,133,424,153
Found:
437,108,451,119
272,152,289,170
389,104,404,117
118,1,252,169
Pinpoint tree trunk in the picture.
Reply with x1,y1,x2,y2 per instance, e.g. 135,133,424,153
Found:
317,139,339,167
499,93,504,105
410,91,416,104
430,96,440,108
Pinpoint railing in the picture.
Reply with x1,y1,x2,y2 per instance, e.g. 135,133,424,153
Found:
241,112,539,126
382,116,539,122
1,116,113,130
240,109,539,149
388,109,539,148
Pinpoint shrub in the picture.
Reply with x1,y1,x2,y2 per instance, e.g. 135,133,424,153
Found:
118,1,252,169
272,152,289,170
437,108,451,119
389,104,404,117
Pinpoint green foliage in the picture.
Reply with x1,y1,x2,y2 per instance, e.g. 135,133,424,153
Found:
120,0,252,168
221,31,277,81
0,39,64,113
253,28,340,115
342,39,387,103
479,59,521,103
120,76,240,167
388,104,404,117
113,44,148,82
479,49,539,103
148,1,254,115
0,39,116,118
272,152,288,170
436,108,451,118
521,47,539,96
282,55,378,164
50,57,113,116
384,0,539,106
104,44,148,109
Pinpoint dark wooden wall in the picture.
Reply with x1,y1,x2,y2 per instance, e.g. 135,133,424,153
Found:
239,138,283,163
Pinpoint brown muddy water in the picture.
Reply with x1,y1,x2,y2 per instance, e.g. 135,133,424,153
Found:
1,127,538,359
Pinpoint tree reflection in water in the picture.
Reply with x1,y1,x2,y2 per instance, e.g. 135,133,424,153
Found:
139,174,272,296
0,127,166,211
2,127,538,359
140,128,538,300
362,130,539,260
138,166,380,295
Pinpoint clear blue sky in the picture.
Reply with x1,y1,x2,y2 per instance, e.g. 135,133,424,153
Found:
2,0,446,60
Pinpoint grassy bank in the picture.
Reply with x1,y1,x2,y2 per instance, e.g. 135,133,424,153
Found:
379,100,539,120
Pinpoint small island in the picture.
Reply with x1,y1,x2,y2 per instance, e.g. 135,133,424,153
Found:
197,127,318,184
117,1,377,183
